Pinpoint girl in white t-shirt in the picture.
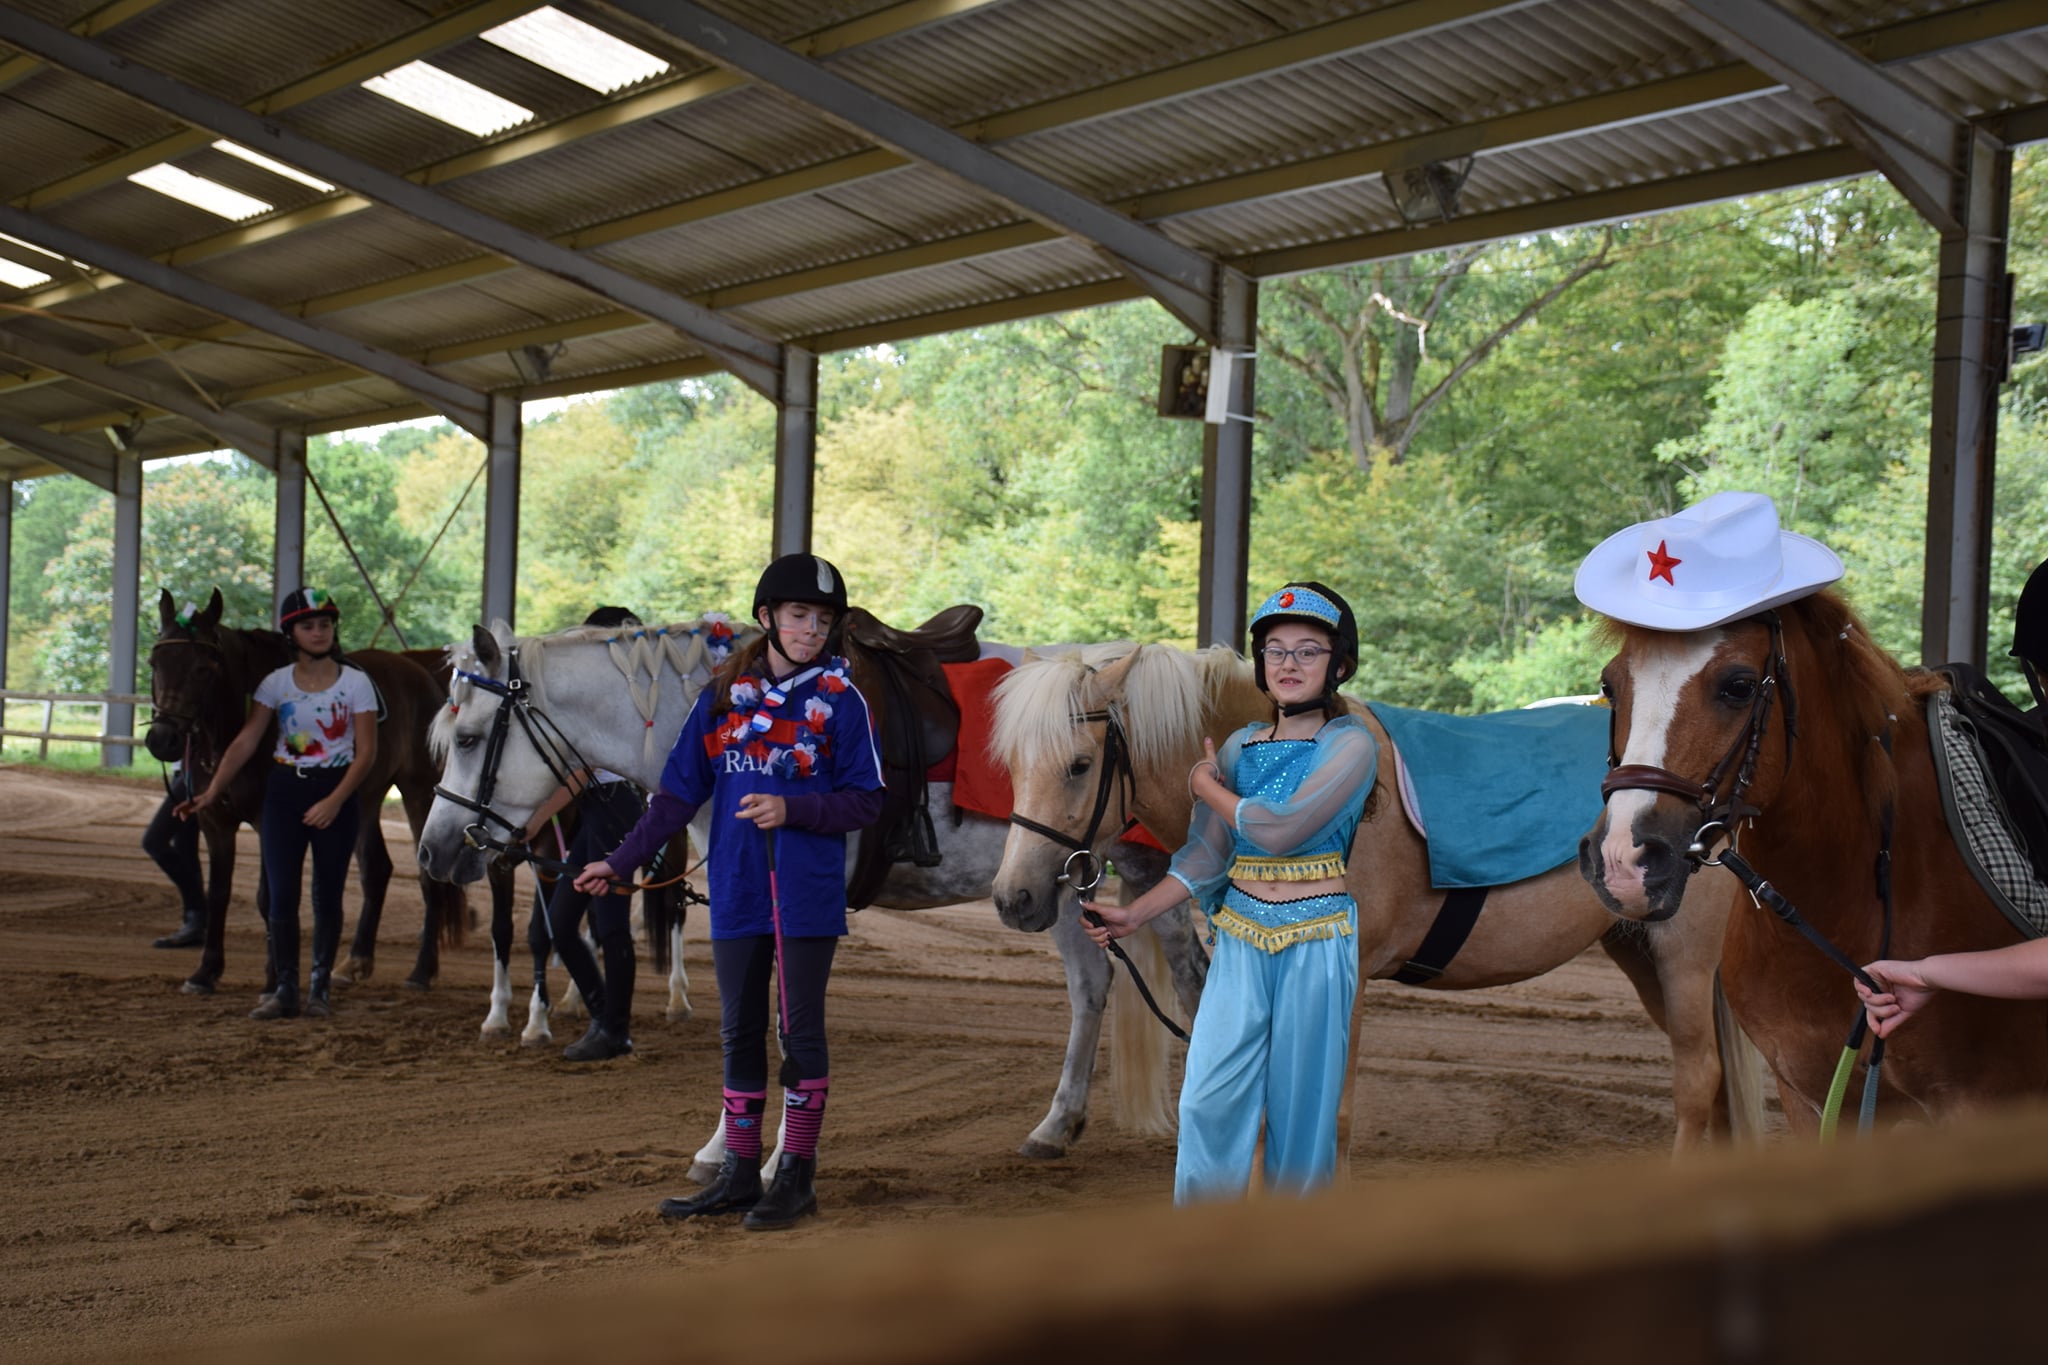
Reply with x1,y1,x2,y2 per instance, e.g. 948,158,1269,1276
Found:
179,588,378,1020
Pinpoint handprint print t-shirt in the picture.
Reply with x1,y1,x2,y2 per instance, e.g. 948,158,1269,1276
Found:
253,664,379,769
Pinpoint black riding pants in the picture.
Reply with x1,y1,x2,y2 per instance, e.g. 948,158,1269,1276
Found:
713,933,837,1091
260,765,359,986
544,784,642,1035
142,771,205,919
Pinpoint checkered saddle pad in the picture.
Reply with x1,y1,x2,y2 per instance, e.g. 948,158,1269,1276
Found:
1927,687,2048,939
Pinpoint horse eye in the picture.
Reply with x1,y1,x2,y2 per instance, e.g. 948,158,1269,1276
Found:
1066,757,1092,780
1718,676,1758,706
1598,677,1614,701
456,734,479,752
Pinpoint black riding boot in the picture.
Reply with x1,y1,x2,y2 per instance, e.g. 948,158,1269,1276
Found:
153,909,205,949
250,977,299,1020
659,1153,762,1219
743,1155,817,1232
561,1019,632,1062
303,968,334,1019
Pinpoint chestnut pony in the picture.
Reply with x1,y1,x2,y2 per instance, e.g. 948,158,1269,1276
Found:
1581,588,2048,1131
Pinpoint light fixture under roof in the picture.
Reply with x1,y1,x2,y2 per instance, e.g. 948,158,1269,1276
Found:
212,140,335,192
0,256,52,289
482,7,668,93
363,61,535,137
129,164,273,220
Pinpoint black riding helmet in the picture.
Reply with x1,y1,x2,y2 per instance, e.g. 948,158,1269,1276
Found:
278,586,339,630
2013,560,2048,666
1249,581,1358,714
584,605,643,630
752,554,850,661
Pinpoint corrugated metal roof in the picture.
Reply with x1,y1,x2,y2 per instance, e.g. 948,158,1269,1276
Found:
0,0,2042,467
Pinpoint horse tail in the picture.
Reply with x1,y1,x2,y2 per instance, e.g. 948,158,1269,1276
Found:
642,831,692,976
1110,924,1177,1137
1714,969,1767,1143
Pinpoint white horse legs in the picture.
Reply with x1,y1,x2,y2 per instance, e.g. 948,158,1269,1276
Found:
666,922,692,1022
1020,900,1115,1157
481,957,515,1041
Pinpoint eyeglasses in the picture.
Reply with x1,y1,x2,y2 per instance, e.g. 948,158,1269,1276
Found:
1260,644,1330,666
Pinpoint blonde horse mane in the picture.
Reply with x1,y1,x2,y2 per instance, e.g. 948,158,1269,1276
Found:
430,614,742,764
989,641,1249,777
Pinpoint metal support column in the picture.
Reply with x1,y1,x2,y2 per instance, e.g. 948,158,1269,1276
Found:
0,478,11,688
105,453,140,768
772,348,817,559
1921,129,2011,668
482,392,521,630
1198,277,1257,649
273,429,306,616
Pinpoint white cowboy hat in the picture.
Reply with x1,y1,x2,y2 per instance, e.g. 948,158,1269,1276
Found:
1574,490,1844,631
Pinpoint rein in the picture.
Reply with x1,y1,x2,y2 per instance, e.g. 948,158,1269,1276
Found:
435,650,700,898
1604,610,1894,1138
1008,707,1189,1044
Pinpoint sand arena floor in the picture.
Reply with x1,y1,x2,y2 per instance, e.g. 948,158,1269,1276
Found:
0,764,1775,1361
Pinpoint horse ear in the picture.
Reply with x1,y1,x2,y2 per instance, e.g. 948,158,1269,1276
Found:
157,588,177,631
1087,645,1145,703
197,588,224,632
471,624,500,672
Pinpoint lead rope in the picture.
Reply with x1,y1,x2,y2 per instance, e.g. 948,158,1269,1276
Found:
1710,730,1895,1140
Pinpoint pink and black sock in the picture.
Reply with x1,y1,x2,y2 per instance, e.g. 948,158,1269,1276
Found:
781,1077,830,1159
722,1088,767,1160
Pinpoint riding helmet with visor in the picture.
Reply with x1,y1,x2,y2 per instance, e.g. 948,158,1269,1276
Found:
1249,581,1357,715
278,586,340,631
752,554,849,658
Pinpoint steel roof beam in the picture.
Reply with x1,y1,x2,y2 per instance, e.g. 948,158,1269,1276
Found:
600,0,1241,343
0,328,278,467
7,0,539,214
0,9,791,404
0,205,491,438
0,412,120,490
1661,0,1979,232
8,0,1005,313
7,0,2031,402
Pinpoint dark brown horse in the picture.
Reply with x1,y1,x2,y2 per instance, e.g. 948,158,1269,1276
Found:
144,588,464,994
1581,588,2048,1131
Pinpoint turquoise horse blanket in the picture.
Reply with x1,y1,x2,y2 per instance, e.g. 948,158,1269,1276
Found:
1364,701,1611,889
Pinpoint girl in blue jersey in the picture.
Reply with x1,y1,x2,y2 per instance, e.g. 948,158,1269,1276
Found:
178,588,379,1021
575,555,883,1232
1085,582,1377,1202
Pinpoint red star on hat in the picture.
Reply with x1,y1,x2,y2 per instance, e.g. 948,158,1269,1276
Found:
1646,539,1682,585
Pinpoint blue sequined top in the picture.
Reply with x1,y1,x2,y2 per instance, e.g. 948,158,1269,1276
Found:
1167,713,1378,911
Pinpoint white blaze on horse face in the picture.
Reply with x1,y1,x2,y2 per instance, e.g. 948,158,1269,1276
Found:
1600,631,1725,891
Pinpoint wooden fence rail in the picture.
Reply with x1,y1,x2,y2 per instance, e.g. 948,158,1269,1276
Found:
0,689,152,761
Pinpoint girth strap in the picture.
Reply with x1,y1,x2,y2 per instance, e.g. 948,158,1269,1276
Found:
1392,885,1489,985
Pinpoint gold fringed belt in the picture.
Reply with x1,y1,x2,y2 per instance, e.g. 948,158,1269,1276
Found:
1210,907,1354,954
1229,852,1345,881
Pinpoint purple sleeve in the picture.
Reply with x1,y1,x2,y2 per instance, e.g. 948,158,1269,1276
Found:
608,788,699,875
781,786,885,834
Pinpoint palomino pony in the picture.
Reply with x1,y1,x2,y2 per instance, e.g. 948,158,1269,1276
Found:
1582,590,2048,1130
991,643,1766,1154
417,617,1188,1173
144,588,465,994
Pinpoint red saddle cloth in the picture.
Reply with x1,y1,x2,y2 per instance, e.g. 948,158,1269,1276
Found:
927,656,1170,852
929,657,1013,820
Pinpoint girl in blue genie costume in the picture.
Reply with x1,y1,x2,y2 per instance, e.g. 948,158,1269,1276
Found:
1087,582,1377,1203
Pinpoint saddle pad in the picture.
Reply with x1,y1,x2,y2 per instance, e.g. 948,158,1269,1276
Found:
938,656,1015,821
1927,690,2048,939
1365,701,1612,889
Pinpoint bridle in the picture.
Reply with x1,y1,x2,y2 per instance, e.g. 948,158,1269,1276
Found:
1007,704,1188,1043
1007,708,1138,899
147,631,231,795
433,647,599,870
1599,608,1896,1138
1599,610,1800,881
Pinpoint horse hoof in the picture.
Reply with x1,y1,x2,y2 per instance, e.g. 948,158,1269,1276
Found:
180,977,216,997
1017,1139,1067,1160
403,976,433,992
342,957,373,985
665,1006,693,1023
519,1032,552,1049
686,1160,721,1185
480,1024,512,1042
